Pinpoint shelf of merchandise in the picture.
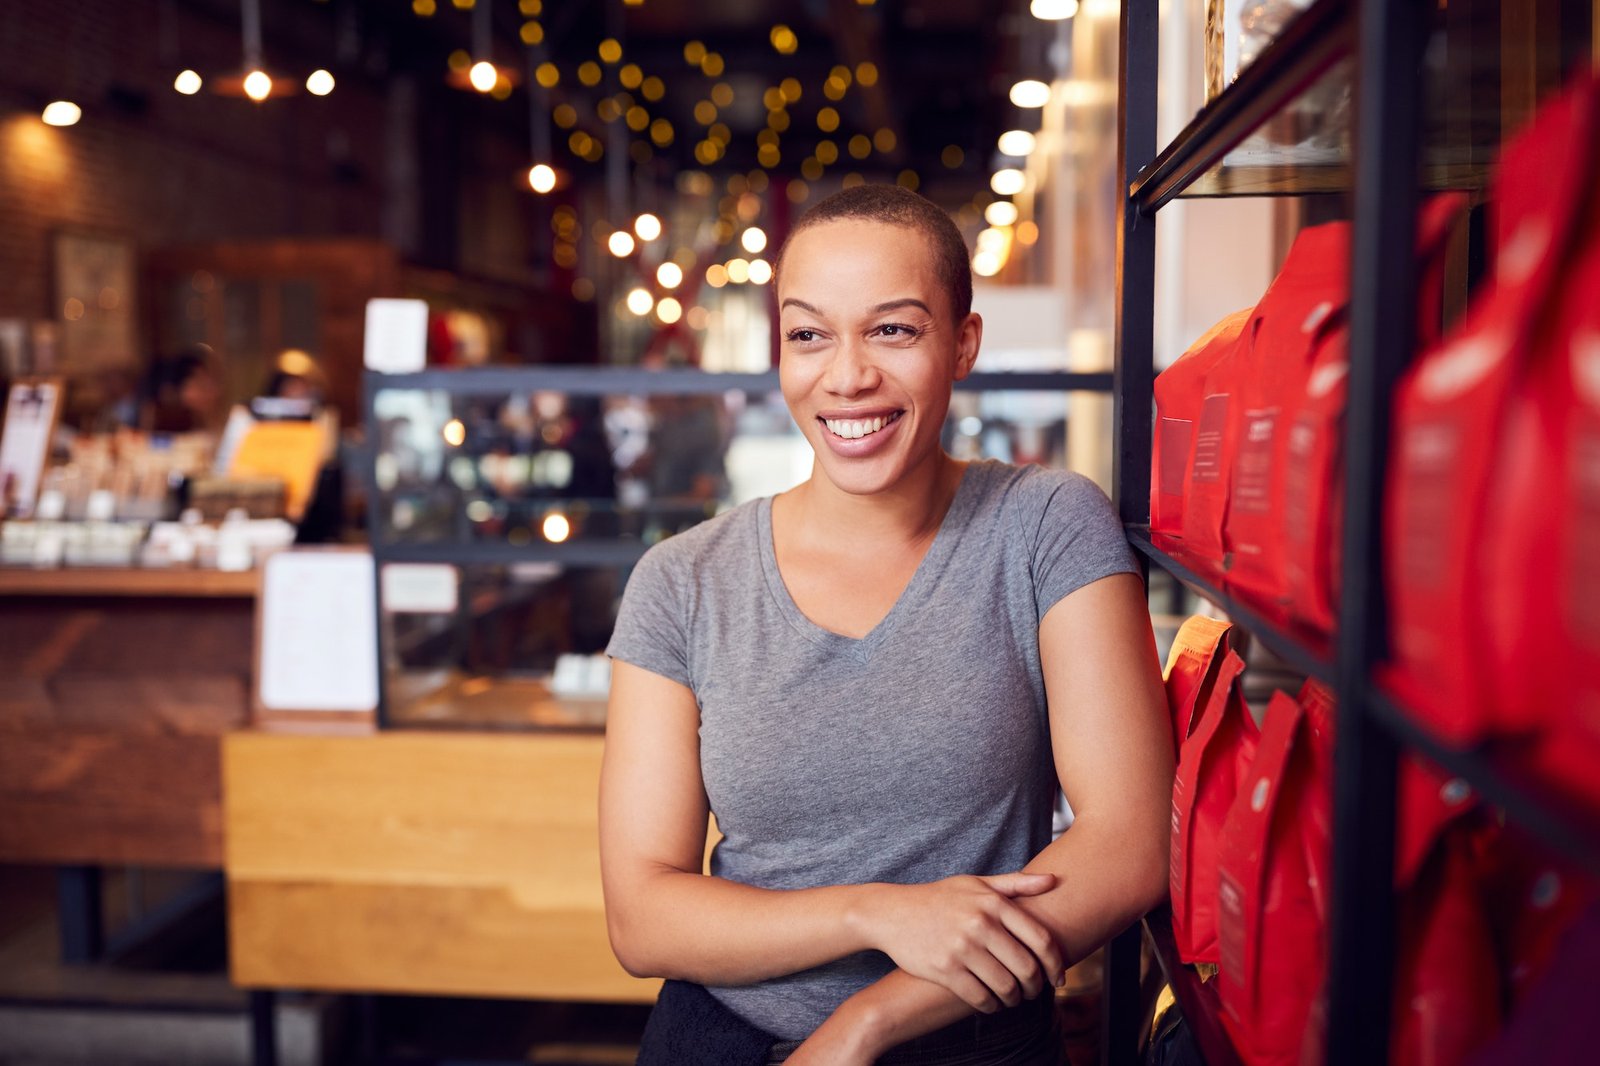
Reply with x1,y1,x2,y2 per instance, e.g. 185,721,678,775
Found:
1142,908,1242,1066
1114,0,1597,1063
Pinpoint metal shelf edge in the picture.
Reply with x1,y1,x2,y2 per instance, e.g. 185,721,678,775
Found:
1142,908,1244,1066
1365,689,1600,877
1126,527,1335,683
1129,0,1355,212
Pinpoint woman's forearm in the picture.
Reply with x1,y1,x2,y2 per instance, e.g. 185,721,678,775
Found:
802,818,1168,1059
607,869,883,985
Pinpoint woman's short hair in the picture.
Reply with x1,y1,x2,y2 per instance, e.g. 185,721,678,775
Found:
775,184,973,323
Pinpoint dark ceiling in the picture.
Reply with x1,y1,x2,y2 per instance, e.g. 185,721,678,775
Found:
197,0,1033,209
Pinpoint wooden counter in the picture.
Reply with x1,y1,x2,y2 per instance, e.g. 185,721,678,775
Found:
0,566,259,599
224,730,658,1004
0,568,256,868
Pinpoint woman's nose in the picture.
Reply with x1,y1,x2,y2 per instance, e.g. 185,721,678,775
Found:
822,339,880,395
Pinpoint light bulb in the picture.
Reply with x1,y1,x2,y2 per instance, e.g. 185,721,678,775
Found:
656,262,684,289
656,296,683,324
41,101,81,126
634,213,662,241
990,168,1027,196
740,227,768,254
726,258,750,284
985,201,1020,227
1030,0,1080,18
997,130,1036,156
243,70,272,101
747,258,772,285
973,251,1003,277
1009,79,1051,108
608,231,637,257
173,70,203,95
625,288,653,315
306,69,335,96
469,61,498,93
542,512,571,543
527,164,556,193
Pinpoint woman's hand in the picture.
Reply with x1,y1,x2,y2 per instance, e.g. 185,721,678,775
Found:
851,872,1064,1013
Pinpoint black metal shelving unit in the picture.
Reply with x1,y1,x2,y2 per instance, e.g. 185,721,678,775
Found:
1112,1,1600,1063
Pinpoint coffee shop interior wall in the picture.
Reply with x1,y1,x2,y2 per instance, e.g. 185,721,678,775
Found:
0,1,556,330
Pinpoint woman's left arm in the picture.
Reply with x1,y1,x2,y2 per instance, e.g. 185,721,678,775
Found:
790,571,1174,1063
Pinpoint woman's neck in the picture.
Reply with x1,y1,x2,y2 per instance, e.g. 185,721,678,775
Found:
781,452,967,551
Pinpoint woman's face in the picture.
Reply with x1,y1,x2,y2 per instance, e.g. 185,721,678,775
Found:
777,219,981,498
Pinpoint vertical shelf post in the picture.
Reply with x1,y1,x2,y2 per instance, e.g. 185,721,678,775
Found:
1107,5,1160,1066
1327,0,1430,1061
1112,1,1159,526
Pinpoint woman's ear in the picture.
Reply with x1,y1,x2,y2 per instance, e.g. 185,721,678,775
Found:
953,312,983,381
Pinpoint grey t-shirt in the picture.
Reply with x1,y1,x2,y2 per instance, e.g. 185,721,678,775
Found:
605,458,1138,1040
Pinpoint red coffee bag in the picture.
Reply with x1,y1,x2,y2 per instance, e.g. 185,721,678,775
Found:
1162,614,1236,754
1216,691,1322,1066
1169,649,1257,964
1152,310,1252,543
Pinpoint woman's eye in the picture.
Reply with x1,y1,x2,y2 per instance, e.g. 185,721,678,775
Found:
878,323,920,338
786,328,818,343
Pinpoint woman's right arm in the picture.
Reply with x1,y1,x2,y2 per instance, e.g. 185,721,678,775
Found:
598,659,1064,1008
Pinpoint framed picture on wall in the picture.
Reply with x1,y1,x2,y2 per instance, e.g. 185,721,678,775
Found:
52,229,139,415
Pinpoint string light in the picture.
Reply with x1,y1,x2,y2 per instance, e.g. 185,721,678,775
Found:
527,164,556,193
1030,0,1080,17
41,101,81,126
998,130,1036,156
634,213,662,241
726,258,750,284
306,69,335,96
985,201,1020,227
469,61,498,92
243,70,273,101
1010,79,1051,107
740,228,768,254
609,231,637,257
656,296,683,324
990,168,1026,195
174,70,203,95
625,288,653,315
747,259,772,285
657,263,684,289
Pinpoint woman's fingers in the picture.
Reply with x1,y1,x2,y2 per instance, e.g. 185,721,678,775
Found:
963,947,1024,1009
994,902,1065,985
980,871,1056,897
982,922,1047,999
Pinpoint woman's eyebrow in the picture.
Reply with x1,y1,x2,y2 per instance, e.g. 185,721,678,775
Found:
869,298,932,315
779,297,824,314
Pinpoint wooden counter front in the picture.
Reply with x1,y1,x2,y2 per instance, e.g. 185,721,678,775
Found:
0,568,257,867
224,730,658,1004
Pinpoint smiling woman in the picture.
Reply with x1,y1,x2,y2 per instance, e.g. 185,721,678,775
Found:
599,185,1173,1066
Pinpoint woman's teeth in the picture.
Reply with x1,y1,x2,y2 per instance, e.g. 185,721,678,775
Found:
822,412,900,439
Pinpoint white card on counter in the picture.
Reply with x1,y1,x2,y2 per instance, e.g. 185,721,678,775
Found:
259,549,379,712
363,298,428,373
381,563,459,614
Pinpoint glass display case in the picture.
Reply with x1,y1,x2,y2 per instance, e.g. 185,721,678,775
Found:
365,366,1114,730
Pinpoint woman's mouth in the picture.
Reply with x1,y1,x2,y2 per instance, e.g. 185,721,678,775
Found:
820,410,903,440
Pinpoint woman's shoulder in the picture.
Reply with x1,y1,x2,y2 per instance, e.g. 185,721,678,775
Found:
967,459,1113,516
629,498,764,582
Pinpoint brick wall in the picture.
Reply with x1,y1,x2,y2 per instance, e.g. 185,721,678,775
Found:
0,0,393,323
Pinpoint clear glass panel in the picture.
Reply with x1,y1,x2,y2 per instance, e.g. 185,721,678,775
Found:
369,384,1095,548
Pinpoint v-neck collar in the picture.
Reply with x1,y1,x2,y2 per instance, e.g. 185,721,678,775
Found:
756,463,979,663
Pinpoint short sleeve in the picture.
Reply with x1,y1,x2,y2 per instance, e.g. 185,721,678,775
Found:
1023,469,1140,621
605,541,694,689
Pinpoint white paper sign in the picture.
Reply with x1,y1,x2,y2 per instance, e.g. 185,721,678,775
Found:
0,380,60,514
363,299,429,373
381,563,459,613
259,550,379,713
